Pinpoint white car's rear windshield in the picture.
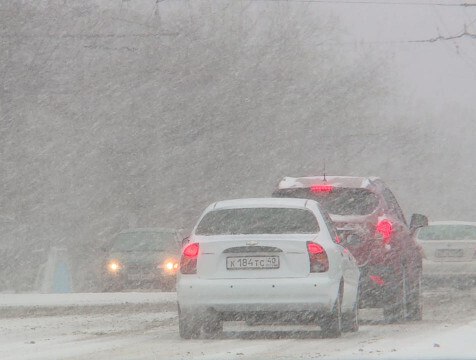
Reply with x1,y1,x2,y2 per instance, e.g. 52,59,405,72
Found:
417,225,476,241
196,208,320,235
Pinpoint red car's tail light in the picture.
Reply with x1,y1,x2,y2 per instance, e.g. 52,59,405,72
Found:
307,241,329,272
310,184,334,193
369,275,385,286
180,243,199,274
376,219,393,244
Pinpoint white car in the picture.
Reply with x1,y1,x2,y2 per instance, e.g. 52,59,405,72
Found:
177,198,360,339
416,221,476,287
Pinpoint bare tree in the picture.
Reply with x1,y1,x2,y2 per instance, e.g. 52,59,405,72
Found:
0,0,390,291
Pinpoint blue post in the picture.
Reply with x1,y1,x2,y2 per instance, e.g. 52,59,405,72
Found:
53,260,72,293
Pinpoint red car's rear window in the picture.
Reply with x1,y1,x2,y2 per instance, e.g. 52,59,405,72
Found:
273,188,379,216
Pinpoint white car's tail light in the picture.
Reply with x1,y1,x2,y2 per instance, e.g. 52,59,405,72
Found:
307,241,329,272
180,243,199,274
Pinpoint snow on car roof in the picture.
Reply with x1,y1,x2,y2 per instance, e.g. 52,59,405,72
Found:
118,227,178,234
428,221,476,226
277,175,380,189
212,197,312,210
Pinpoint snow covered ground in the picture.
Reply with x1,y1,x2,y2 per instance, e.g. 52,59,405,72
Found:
1,287,474,359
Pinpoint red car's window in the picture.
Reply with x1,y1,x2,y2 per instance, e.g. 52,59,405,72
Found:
274,188,379,216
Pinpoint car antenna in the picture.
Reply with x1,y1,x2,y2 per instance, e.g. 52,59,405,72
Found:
323,160,327,182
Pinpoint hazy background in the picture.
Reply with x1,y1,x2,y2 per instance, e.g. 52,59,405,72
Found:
1,0,475,291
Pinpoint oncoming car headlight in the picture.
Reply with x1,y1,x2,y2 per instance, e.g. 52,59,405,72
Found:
107,259,122,273
160,259,179,273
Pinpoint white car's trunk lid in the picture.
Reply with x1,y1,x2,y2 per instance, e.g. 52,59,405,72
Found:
195,234,319,279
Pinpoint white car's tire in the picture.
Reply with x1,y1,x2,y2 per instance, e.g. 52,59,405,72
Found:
342,291,359,332
202,312,223,339
320,287,342,338
178,310,201,339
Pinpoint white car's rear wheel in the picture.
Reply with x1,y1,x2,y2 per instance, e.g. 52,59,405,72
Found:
178,309,201,339
342,290,359,332
202,311,223,339
320,285,342,338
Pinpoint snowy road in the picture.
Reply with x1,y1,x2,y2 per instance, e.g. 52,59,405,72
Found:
1,287,475,360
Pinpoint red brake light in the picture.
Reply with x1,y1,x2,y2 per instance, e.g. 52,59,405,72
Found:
307,242,325,254
183,243,199,259
307,241,329,272
310,184,334,193
369,275,385,286
376,219,393,244
181,243,199,274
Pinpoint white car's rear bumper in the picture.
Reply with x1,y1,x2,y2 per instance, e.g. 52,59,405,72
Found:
177,276,338,313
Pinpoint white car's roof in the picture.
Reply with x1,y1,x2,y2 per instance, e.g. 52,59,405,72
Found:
428,221,476,226
212,197,312,210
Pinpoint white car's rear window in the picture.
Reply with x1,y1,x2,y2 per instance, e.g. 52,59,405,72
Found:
196,208,320,235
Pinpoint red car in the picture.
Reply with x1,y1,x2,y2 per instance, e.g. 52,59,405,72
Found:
273,176,428,323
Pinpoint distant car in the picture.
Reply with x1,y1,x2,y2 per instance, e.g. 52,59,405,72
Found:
273,176,428,323
416,221,476,287
177,198,360,339
102,228,180,291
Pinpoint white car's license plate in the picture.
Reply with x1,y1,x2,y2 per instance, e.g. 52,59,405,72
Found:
435,249,464,258
226,256,279,270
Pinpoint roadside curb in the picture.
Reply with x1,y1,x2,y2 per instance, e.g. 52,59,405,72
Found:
0,292,177,318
